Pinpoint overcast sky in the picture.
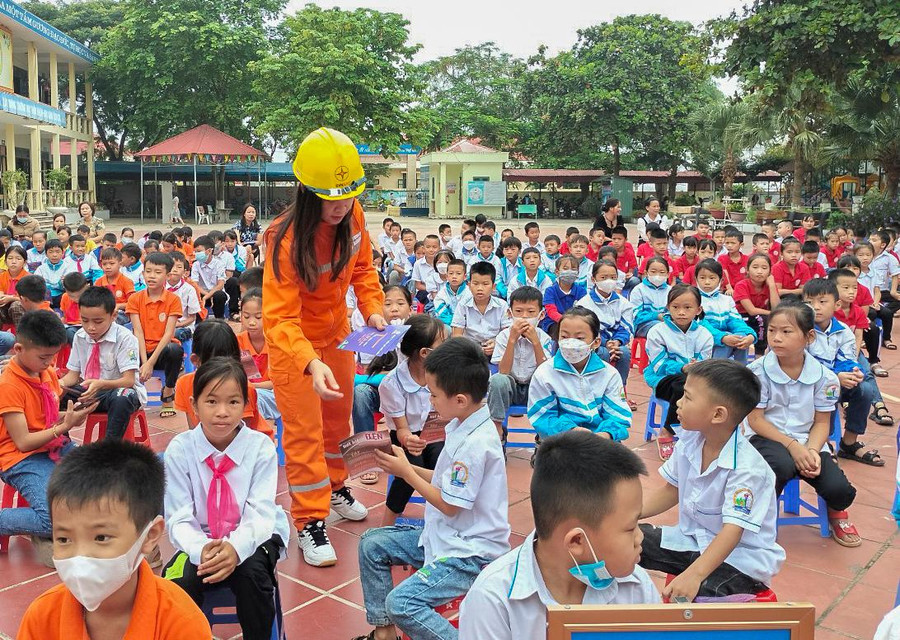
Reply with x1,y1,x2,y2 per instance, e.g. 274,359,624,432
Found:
286,0,747,61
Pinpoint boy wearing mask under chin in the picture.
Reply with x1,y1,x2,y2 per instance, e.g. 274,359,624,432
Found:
541,255,586,340
459,431,658,640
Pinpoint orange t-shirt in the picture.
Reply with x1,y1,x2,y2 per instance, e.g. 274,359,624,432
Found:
174,371,274,440
125,289,183,352
181,241,195,263
95,273,136,306
17,560,212,640
59,293,80,325
237,331,269,382
0,268,27,296
0,359,62,472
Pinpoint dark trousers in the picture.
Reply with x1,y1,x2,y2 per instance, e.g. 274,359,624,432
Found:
65,325,80,346
386,430,443,515
225,276,241,315
741,313,769,354
864,307,884,363
204,290,228,319
638,524,768,596
654,372,686,435
749,435,856,511
877,291,900,342
164,536,282,640
154,342,184,389
61,387,141,439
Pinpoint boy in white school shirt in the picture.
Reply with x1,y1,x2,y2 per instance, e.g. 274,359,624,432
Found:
639,359,784,602
190,235,228,319
355,337,510,640
58,286,146,440
459,431,658,640
451,261,511,357
487,286,553,440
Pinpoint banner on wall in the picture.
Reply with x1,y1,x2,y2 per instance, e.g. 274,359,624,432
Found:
0,26,11,93
467,180,506,206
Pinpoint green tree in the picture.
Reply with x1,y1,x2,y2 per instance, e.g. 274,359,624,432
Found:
825,78,900,198
713,0,900,101
687,93,750,198
523,15,711,180
249,4,423,155
415,43,526,151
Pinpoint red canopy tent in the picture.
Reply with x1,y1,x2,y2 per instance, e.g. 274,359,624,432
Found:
134,124,268,222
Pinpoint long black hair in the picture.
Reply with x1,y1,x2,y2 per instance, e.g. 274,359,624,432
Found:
238,203,261,233
271,185,355,291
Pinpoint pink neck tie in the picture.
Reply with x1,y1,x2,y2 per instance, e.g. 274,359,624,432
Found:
24,377,66,460
205,454,240,539
84,342,101,380
75,258,82,273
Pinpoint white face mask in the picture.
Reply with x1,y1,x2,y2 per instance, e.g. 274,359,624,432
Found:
558,338,593,364
648,275,667,287
121,237,133,245
436,262,449,274
54,519,157,612
595,279,617,294
514,315,541,328
389,318,406,326
462,240,476,251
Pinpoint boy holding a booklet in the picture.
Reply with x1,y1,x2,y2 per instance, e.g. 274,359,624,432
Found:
374,315,448,525
351,337,510,640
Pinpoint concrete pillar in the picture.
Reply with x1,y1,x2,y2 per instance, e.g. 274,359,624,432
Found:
67,63,76,112
52,133,60,169
30,128,41,203
438,162,446,219
85,79,95,199
3,124,13,173
49,52,58,109
27,42,38,102
70,135,79,191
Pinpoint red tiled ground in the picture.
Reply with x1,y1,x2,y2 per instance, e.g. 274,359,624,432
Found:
0,220,897,639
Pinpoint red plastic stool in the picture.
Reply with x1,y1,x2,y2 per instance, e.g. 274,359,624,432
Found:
55,344,71,376
397,565,463,639
663,573,777,602
632,337,649,373
0,484,29,552
83,409,151,445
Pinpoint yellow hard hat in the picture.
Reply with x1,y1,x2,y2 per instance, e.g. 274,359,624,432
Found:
292,127,366,200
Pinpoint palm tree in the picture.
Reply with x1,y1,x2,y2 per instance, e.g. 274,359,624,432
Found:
739,89,829,209
824,78,900,199
687,94,748,199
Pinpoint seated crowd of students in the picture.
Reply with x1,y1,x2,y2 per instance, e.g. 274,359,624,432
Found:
1,207,898,640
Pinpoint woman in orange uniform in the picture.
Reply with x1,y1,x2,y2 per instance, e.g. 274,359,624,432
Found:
263,128,385,567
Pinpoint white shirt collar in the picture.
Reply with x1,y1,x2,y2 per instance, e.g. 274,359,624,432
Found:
396,360,426,395
760,350,821,385
191,421,251,466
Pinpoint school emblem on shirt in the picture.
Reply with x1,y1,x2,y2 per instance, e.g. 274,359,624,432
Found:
733,488,753,515
116,290,123,298
450,461,469,487
158,312,166,322
127,349,137,362
825,385,839,400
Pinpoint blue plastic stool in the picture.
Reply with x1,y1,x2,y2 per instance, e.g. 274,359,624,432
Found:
182,338,195,373
388,474,425,505
644,395,669,441
777,478,830,537
274,417,285,467
146,370,167,407
503,404,537,449
396,516,425,527
829,409,842,448
200,583,285,639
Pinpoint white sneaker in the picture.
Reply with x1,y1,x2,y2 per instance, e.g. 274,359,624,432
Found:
330,486,368,521
298,520,337,567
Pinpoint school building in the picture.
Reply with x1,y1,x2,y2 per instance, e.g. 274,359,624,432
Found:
0,1,97,214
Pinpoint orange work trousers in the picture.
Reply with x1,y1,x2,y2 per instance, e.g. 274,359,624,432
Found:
273,341,354,527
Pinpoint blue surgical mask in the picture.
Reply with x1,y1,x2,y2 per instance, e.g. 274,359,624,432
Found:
568,528,614,590
194,250,208,264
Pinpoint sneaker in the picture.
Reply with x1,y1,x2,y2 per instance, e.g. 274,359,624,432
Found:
331,486,368,521
298,520,337,567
